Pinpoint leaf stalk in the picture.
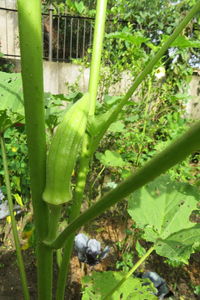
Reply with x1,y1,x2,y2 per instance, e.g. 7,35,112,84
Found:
0,134,30,300
103,246,155,300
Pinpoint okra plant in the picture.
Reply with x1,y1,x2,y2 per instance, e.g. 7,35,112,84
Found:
1,0,199,299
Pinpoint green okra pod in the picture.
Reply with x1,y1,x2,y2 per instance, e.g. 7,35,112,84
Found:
43,93,89,205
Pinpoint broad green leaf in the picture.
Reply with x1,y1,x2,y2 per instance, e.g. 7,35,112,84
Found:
108,120,125,133
0,71,24,132
128,175,200,262
81,271,157,300
155,225,200,263
0,71,24,113
96,150,126,167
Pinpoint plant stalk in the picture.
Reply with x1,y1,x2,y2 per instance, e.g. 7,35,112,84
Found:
45,120,200,249
103,246,155,300
0,135,30,300
88,0,108,116
56,0,108,297
55,136,90,300
46,205,62,243
17,1,51,299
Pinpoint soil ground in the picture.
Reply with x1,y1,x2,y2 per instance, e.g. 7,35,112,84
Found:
0,212,200,300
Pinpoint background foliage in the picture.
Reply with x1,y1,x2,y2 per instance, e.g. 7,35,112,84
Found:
0,1,200,298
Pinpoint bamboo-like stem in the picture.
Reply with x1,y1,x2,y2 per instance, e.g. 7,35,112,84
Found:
103,246,155,300
46,205,62,243
88,0,108,116
55,1,108,297
17,1,51,299
45,120,200,249
56,136,90,300
0,135,30,300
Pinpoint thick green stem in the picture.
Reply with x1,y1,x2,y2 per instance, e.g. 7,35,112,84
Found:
36,245,53,300
88,0,108,116
0,135,30,300
56,136,90,300
17,1,51,299
46,205,62,243
103,246,155,300
45,120,200,249
56,0,108,297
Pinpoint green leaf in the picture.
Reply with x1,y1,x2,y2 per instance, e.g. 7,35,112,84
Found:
128,175,200,262
0,71,24,113
74,1,85,14
108,120,125,133
0,71,24,132
194,285,200,295
12,176,21,192
135,241,146,258
155,225,200,263
95,150,126,167
13,193,24,207
104,95,121,106
171,35,200,48
81,271,157,300
106,30,148,46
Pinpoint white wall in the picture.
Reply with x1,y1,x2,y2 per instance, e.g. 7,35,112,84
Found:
9,59,200,120
0,0,20,57
42,62,133,96
43,61,90,94
42,61,200,120
186,74,200,119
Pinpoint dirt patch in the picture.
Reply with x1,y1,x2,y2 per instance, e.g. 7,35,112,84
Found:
0,213,200,299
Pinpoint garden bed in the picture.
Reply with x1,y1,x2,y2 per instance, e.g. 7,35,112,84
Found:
0,213,199,299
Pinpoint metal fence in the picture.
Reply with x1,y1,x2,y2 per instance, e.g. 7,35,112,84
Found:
42,7,95,62
0,2,126,63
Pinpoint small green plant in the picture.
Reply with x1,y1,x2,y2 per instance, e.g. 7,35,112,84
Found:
116,251,134,272
1,0,200,299
0,53,15,73
193,285,200,296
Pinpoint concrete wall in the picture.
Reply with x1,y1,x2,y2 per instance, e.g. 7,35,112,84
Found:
9,59,200,119
42,61,200,120
0,0,20,57
185,74,200,119
42,62,133,96
43,61,90,94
